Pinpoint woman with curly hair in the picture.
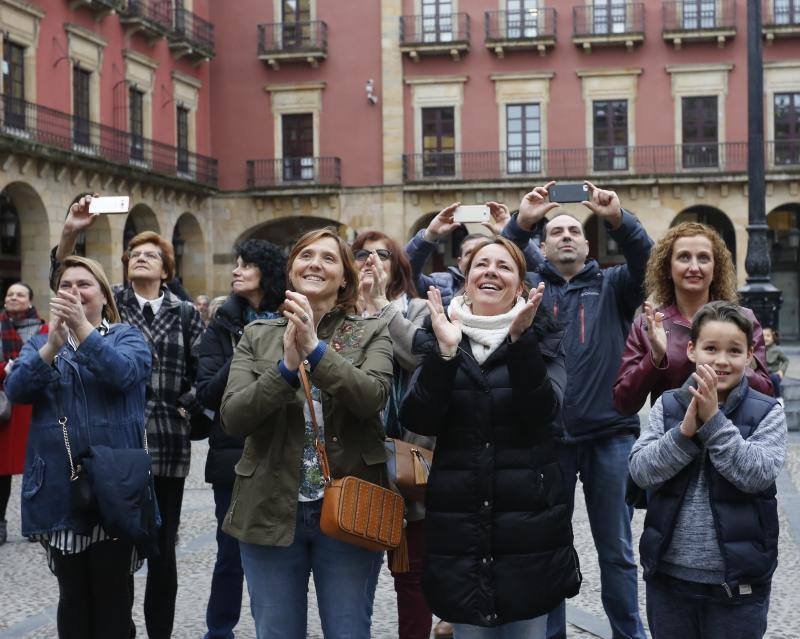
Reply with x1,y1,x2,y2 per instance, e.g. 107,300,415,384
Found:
613,222,773,415
196,239,286,639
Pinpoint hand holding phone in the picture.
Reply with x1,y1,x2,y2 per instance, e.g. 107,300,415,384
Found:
548,183,589,204
88,196,130,215
453,205,490,224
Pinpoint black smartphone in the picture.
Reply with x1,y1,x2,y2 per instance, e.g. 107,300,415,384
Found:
549,183,589,204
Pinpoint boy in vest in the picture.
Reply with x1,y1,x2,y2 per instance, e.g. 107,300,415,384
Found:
629,301,787,639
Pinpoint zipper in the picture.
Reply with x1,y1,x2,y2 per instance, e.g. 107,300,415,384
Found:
721,582,733,598
580,304,585,344
228,496,238,524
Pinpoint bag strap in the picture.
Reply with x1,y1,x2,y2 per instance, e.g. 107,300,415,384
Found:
298,364,331,484
179,301,196,386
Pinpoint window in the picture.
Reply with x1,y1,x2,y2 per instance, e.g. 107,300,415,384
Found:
682,96,718,168
176,105,189,173
775,92,800,165
593,100,628,171
506,0,539,38
282,0,311,49
593,0,626,35
682,0,716,29
2,41,26,131
281,113,314,181
73,66,91,147
506,104,541,174
422,0,453,43
129,88,144,161
773,0,800,24
422,106,455,176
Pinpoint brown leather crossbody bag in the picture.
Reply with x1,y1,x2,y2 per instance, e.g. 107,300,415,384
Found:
298,365,404,552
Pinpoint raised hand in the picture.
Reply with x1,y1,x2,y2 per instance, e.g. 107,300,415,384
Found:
644,301,667,366
50,289,91,332
426,286,461,358
424,203,462,242
64,193,101,235
509,282,545,343
484,201,511,235
679,396,700,438
518,181,561,231
358,253,390,315
282,291,319,359
581,180,622,229
282,320,301,371
689,364,719,423
38,316,69,364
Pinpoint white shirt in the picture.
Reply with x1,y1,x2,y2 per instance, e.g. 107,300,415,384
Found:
134,290,165,315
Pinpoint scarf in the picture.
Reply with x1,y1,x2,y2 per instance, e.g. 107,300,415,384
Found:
448,295,526,365
1,307,43,361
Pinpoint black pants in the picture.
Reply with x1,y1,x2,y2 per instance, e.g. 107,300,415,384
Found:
0,474,11,520
51,539,133,639
139,475,185,639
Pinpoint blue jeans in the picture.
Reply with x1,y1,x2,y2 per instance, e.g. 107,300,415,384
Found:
646,573,770,639
453,615,547,638
547,435,645,639
204,485,244,639
239,499,383,639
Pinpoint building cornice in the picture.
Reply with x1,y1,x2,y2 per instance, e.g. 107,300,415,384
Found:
404,75,469,86
576,67,642,78
264,82,327,93
0,0,45,19
123,49,159,70
172,70,203,89
665,63,734,74
64,23,107,48
490,72,555,82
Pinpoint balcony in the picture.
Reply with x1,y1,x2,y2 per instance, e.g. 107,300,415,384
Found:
400,142,800,183
119,0,173,43
257,21,327,69
68,0,123,18
0,95,217,188
399,13,470,61
662,0,736,48
484,8,557,57
763,0,800,41
246,157,341,190
169,6,215,60
572,3,645,51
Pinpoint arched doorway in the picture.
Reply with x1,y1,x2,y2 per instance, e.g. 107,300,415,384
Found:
0,182,49,303
767,203,800,339
240,216,344,254
123,204,160,248
173,213,205,297
670,206,737,266
584,214,624,268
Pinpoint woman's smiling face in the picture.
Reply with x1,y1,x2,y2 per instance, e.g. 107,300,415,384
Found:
465,243,523,316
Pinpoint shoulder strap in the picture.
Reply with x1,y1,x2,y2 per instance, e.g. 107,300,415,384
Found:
298,365,331,483
179,301,196,382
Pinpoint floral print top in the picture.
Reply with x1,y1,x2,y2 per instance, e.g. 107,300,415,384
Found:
298,383,326,502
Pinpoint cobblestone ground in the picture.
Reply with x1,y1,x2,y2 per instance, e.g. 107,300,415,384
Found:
3,357,800,638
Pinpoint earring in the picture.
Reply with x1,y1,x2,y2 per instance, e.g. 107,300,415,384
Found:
463,292,471,305
341,282,347,289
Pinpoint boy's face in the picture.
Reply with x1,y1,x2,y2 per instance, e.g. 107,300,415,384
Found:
687,320,753,399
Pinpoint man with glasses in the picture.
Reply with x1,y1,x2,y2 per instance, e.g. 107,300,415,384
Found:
51,195,204,639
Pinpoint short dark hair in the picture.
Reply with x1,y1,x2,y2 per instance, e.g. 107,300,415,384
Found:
459,233,489,258
8,281,33,302
690,301,753,347
234,239,287,312
542,213,584,241
764,326,780,345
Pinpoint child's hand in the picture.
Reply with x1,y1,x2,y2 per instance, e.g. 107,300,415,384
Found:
689,364,719,423
679,396,699,438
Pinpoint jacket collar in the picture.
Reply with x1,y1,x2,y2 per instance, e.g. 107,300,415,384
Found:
120,283,180,311
540,259,601,285
657,303,692,327
676,373,749,416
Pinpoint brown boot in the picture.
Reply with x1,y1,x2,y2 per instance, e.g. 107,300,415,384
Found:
433,620,454,638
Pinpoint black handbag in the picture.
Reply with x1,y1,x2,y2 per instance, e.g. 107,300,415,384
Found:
59,395,161,556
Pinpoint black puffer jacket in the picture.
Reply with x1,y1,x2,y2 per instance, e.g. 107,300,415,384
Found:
196,295,253,486
400,316,581,627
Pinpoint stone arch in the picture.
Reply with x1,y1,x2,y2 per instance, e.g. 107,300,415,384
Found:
123,203,160,248
173,212,206,297
408,211,461,275
0,182,50,305
583,213,624,268
767,203,800,339
670,206,737,267
237,216,344,254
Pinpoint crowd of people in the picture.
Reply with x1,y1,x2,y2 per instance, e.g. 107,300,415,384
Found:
0,181,790,639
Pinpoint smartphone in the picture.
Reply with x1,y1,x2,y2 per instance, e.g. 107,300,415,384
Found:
548,183,589,204
453,205,490,224
88,196,130,214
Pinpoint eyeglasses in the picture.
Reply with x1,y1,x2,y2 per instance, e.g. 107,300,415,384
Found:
353,249,392,262
129,250,163,262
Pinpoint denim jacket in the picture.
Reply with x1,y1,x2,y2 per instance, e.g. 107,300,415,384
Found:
5,324,151,537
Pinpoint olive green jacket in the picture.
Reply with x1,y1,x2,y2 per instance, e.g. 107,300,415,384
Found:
220,309,394,546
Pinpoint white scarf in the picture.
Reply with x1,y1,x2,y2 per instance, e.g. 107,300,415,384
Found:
448,295,526,365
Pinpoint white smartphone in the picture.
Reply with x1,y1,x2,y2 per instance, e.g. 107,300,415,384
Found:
453,205,489,224
89,196,130,214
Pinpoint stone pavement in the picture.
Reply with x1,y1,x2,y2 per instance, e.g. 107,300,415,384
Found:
2,408,800,637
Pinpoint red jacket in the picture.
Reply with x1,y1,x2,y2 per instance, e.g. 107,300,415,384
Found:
0,309,48,476
613,303,773,416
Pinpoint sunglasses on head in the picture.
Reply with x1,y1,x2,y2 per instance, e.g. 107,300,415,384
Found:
354,249,392,262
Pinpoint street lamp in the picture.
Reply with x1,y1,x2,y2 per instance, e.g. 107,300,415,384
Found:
738,0,782,328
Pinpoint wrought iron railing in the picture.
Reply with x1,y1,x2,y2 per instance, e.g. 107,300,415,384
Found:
572,2,645,37
485,8,557,41
246,157,341,188
0,95,217,187
762,0,800,26
257,21,328,54
172,6,215,55
120,0,174,32
662,0,736,32
89,0,125,10
400,13,471,46
401,142,800,182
